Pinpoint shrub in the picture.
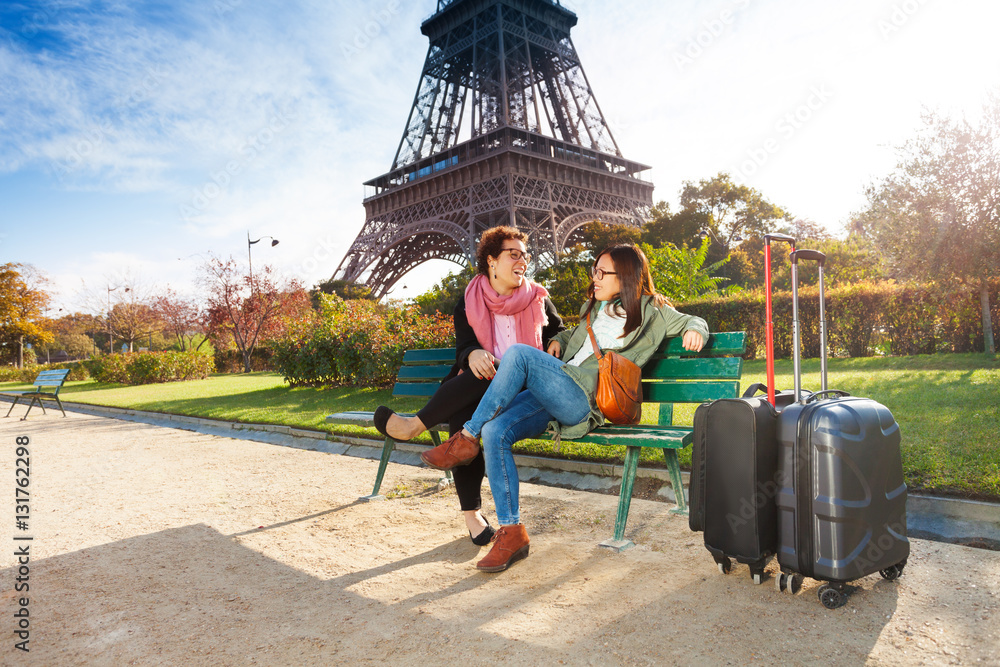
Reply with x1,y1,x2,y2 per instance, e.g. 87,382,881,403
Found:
0,362,90,383
272,294,455,388
680,279,1000,358
84,351,214,385
214,347,275,373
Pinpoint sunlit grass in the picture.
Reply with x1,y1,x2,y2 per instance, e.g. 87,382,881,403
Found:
3,353,997,499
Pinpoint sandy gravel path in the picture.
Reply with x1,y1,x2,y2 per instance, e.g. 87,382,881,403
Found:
1,411,998,666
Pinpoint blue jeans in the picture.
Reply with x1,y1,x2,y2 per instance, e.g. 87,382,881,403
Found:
463,344,591,526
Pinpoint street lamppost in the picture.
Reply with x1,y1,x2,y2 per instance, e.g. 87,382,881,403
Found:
247,233,279,287
107,285,129,354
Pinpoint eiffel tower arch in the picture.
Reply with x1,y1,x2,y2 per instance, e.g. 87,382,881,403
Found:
335,0,654,298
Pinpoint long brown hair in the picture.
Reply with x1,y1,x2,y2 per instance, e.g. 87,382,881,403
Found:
584,244,666,338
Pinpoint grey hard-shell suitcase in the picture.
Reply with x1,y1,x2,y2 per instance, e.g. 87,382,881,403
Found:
774,249,909,609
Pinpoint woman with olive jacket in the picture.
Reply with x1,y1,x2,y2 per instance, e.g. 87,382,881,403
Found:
419,243,708,572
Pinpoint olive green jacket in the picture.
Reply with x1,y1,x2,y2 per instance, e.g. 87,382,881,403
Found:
547,296,710,439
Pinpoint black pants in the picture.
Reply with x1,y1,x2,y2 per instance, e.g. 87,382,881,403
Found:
416,370,491,512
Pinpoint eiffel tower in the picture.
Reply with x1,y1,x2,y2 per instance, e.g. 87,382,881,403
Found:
334,0,654,298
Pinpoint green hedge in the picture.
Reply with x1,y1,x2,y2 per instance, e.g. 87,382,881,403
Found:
84,351,214,385
680,280,1000,358
0,362,90,383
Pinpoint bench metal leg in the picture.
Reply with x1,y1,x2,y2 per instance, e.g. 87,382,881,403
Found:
54,395,67,418
600,445,641,552
4,397,20,418
664,448,688,516
21,396,41,421
359,435,396,502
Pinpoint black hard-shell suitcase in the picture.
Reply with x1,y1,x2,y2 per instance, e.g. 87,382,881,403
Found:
774,249,909,609
690,387,779,584
689,234,798,582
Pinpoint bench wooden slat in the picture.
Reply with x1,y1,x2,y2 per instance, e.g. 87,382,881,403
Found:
654,331,746,356
396,366,452,381
576,425,692,449
401,348,456,365
642,357,742,380
35,370,71,379
642,380,740,404
391,382,442,398
32,380,68,388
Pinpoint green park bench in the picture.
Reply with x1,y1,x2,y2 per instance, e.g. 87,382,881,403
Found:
327,348,457,502
326,332,746,550
582,331,746,551
2,368,72,420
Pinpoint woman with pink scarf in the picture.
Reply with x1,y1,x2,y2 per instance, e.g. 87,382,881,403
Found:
374,226,564,545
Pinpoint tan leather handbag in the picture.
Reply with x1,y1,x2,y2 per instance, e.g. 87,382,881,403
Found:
587,311,643,425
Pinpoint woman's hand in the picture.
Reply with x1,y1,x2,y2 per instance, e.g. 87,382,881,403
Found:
468,349,498,380
682,330,705,352
546,340,561,358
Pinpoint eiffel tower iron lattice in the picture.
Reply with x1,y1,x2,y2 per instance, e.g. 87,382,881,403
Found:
335,0,654,298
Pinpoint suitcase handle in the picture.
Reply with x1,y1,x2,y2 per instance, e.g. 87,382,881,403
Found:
803,389,851,404
743,382,768,397
790,249,827,266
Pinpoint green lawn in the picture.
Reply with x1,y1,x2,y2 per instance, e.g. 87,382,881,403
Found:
4,353,998,500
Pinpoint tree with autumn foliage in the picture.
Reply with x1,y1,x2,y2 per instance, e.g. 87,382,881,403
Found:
0,263,55,367
152,288,208,352
200,255,312,373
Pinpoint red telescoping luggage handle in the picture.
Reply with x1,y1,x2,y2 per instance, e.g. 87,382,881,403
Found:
789,249,828,403
763,233,796,406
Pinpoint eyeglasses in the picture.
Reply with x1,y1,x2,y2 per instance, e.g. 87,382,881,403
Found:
591,267,618,280
500,248,531,263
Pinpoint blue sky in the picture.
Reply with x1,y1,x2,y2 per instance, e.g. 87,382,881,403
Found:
2,0,999,313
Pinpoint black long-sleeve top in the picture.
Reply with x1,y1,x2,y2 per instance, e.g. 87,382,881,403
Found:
447,294,565,381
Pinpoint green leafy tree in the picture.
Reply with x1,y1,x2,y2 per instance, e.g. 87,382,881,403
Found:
311,278,374,308
679,172,786,250
535,246,592,317
641,201,711,251
579,221,642,253
852,96,1000,352
414,265,476,316
642,239,740,303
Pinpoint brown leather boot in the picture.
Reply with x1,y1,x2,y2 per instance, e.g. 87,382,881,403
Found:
419,430,480,470
476,524,530,572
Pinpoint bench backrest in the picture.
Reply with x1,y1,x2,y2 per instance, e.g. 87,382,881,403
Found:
391,331,747,418
642,332,746,426
392,348,457,399
33,369,71,393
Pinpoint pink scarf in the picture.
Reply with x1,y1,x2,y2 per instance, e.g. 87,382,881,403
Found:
464,274,549,355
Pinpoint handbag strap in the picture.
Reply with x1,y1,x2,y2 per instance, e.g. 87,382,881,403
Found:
586,310,604,361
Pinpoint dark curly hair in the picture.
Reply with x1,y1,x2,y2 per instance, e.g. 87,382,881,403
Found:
476,225,529,275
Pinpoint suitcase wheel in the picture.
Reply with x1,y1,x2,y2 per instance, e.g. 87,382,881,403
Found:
715,556,732,575
818,584,847,610
879,560,907,581
776,572,803,595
